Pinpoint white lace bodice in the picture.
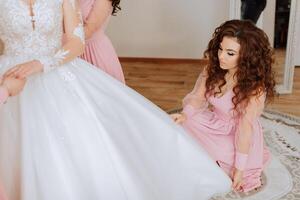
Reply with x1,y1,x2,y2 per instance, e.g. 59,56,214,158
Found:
0,0,64,58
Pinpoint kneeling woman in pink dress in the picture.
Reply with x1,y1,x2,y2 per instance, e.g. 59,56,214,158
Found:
171,20,276,193
79,0,125,83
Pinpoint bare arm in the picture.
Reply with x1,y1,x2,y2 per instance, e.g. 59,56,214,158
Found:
84,0,112,39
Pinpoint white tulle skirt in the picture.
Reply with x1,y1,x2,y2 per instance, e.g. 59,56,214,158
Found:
0,57,231,200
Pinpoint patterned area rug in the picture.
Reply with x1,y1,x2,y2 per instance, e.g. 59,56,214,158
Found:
168,109,300,199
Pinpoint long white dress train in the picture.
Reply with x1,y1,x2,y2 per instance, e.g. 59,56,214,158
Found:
0,0,231,200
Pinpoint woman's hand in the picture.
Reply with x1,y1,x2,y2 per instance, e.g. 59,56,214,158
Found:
3,77,26,96
170,113,187,124
232,168,244,192
4,60,43,79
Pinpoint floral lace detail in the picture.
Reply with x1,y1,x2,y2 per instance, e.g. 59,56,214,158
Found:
38,49,70,73
73,10,85,44
58,68,76,82
0,0,83,83
0,0,63,58
68,0,76,10
73,23,85,44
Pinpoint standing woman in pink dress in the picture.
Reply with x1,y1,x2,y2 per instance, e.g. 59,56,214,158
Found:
79,0,125,83
171,20,276,193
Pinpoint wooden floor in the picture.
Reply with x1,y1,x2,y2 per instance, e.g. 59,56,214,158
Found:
121,59,300,117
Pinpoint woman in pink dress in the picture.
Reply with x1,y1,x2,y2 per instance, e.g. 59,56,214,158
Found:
171,20,276,193
79,0,125,83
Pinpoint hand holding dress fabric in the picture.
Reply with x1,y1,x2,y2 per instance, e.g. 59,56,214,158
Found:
170,113,186,124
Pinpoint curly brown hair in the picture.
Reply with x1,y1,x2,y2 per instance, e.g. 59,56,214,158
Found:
204,19,276,113
110,0,121,15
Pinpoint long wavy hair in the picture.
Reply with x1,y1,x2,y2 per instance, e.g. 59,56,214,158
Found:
204,19,276,113
110,0,121,15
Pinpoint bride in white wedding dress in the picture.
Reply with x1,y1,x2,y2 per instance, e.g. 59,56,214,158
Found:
0,0,231,199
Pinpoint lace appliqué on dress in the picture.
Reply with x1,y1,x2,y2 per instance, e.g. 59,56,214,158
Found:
58,68,76,82
38,49,70,73
73,23,85,44
68,0,76,10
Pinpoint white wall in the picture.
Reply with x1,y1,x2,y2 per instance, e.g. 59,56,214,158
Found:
294,3,300,66
106,0,229,59
263,0,300,66
261,0,276,48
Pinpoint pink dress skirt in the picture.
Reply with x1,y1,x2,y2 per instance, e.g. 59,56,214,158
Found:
79,0,125,83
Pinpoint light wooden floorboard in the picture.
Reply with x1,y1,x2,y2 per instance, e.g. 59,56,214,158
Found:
122,60,300,117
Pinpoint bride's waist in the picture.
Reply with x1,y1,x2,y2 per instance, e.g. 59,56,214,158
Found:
0,53,53,73
3,50,55,58
2,43,60,58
